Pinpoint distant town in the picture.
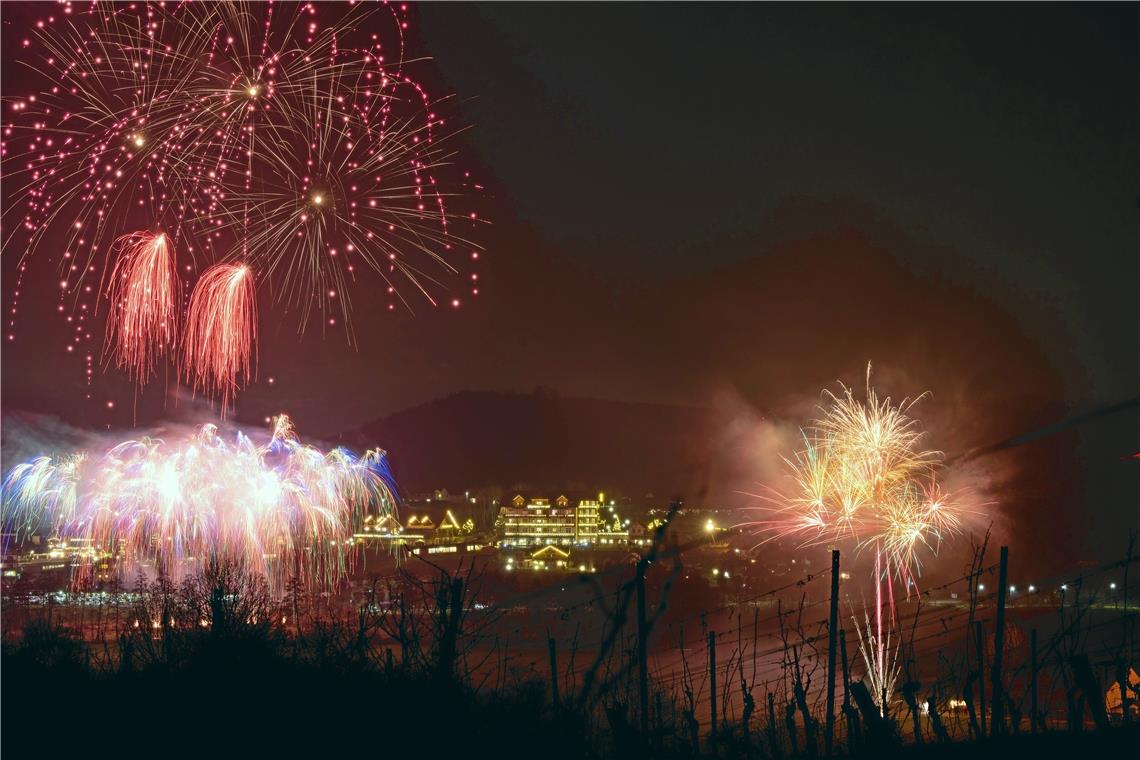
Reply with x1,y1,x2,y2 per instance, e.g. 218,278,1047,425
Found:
359,492,666,571
2,488,740,582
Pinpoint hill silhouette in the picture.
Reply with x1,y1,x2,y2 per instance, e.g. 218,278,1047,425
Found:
345,389,718,498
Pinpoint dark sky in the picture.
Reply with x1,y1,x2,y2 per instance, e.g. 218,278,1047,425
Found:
2,3,1137,553
417,2,1136,395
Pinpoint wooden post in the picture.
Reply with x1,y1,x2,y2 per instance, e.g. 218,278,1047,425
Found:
964,671,980,740
991,546,1009,735
975,620,986,738
637,565,650,745
840,627,858,751
548,635,560,708
1120,532,1135,725
1030,628,1038,734
1118,659,1132,727
709,631,718,742
840,628,852,705
825,549,840,755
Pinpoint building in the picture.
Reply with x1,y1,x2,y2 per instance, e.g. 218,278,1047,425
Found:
496,494,639,548
575,500,600,542
524,545,571,570
356,508,476,548
434,510,465,544
356,513,431,546
497,495,577,547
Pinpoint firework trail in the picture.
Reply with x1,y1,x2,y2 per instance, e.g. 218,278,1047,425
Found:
182,263,257,416
3,1,483,405
2,415,399,592
748,363,975,712
103,231,179,384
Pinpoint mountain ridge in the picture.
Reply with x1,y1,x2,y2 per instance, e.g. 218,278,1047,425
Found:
343,389,721,499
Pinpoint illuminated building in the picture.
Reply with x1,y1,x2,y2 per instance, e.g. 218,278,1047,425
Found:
355,514,411,545
575,499,600,541
406,514,436,536
356,501,480,550
0,536,115,582
434,510,464,543
495,494,639,548
497,495,577,547
500,545,597,573
524,545,571,570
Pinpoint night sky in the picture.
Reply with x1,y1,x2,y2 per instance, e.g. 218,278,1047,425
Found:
2,4,1137,556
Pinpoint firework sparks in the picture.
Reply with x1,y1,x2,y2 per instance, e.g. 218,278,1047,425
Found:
2,415,399,592
103,231,178,384
182,263,257,415
748,363,979,711
3,1,484,404
854,595,900,715
750,363,965,579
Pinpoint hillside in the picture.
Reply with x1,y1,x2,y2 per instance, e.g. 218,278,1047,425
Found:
343,390,721,499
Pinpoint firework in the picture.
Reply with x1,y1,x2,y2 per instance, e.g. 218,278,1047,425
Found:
751,364,963,579
749,363,976,712
853,596,900,715
2,415,399,592
102,231,179,384
3,1,483,404
182,263,257,415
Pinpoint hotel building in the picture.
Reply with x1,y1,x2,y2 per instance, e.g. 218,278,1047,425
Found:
497,495,606,547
